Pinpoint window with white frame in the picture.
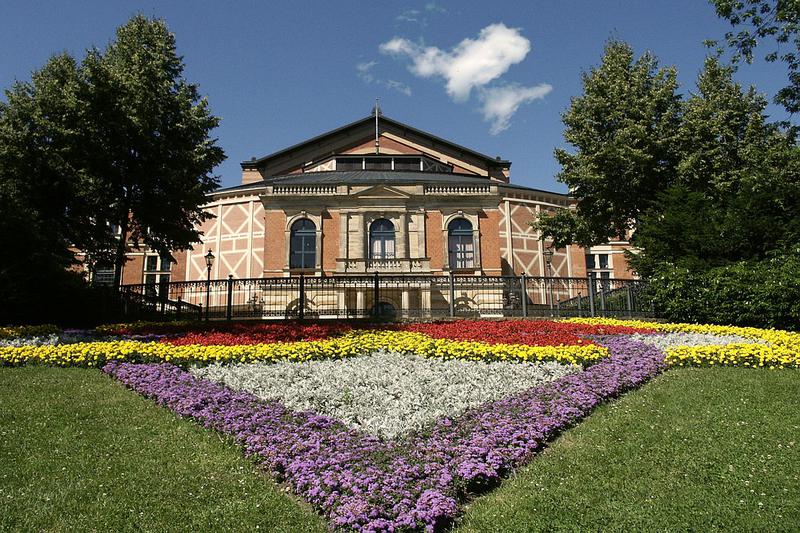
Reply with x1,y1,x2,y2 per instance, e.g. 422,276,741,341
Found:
143,254,172,295
585,252,612,276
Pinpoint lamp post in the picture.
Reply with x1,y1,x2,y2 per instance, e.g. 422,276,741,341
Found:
543,247,554,312
204,250,215,321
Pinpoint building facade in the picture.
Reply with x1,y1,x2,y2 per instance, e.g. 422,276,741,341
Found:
108,111,633,316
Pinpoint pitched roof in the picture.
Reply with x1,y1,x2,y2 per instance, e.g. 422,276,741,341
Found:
241,114,511,170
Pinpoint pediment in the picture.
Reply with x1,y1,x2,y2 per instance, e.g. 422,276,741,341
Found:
350,184,413,199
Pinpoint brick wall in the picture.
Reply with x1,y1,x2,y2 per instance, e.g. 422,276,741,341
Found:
322,210,340,274
425,211,444,271
479,209,502,275
263,209,286,275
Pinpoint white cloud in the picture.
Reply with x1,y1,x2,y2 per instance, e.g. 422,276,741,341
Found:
356,60,378,83
396,9,421,24
480,83,553,134
380,23,530,101
386,80,412,96
425,1,446,13
355,61,413,96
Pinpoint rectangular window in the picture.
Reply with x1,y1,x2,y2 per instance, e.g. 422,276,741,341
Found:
393,157,421,171
370,236,382,259
598,254,609,269
93,270,114,285
369,235,396,259
452,241,474,269
585,254,596,270
364,157,391,171
336,157,362,171
145,256,159,271
159,255,172,271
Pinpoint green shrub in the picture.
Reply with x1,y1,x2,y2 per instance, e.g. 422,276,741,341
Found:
647,253,800,330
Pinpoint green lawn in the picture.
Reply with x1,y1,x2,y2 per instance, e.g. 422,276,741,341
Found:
1,366,798,532
0,366,325,532
456,367,800,531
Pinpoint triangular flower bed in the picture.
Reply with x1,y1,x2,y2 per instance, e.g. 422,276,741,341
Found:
103,337,664,531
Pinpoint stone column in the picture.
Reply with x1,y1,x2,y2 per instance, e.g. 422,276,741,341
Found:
356,290,365,317
396,212,408,262
421,285,432,318
352,213,365,268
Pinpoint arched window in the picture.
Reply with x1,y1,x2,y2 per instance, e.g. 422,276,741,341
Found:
369,219,395,259
289,219,316,269
448,218,474,269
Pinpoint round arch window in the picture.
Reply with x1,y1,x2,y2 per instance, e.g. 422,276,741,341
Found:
369,219,395,259
448,218,474,269
289,219,316,269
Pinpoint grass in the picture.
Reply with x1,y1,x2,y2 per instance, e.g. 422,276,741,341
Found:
2,366,798,532
456,367,800,531
0,366,325,533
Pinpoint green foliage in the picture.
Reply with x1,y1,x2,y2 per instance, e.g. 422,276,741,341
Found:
645,251,800,330
542,44,800,284
631,57,800,275
710,0,800,113
81,16,225,285
0,54,104,300
536,40,681,247
0,15,224,323
532,209,603,250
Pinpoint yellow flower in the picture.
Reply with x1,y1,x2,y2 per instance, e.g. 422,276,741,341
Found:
563,317,800,369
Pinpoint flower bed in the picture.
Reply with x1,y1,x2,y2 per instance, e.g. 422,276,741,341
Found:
101,319,651,347
0,324,60,340
565,318,800,369
191,352,579,438
403,319,655,345
0,330,609,368
7,317,794,529
100,320,353,342
103,337,664,531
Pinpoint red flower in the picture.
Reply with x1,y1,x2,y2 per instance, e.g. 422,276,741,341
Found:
400,320,654,346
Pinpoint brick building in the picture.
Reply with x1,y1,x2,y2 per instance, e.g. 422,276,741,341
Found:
107,110,633,315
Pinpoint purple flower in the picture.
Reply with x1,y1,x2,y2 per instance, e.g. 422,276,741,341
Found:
103,337,663,531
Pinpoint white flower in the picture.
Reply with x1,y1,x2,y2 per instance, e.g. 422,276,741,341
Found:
192,351,579,439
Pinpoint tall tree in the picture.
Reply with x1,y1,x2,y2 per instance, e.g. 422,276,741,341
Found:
535,40,682,247
0,54,115,323
710,0,800,114
82,15,225,286
631,57,800,275
0,14,225,323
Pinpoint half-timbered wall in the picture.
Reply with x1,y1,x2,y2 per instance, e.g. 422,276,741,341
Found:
499,196,574,277
184,194,265,281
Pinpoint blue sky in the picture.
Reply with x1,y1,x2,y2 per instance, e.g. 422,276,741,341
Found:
0,1,789,192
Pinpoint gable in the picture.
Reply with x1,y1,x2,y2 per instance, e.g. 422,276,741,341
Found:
349,184,412,200
240,114,511,184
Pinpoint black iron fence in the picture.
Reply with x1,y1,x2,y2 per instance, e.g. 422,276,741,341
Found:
119,273,654,321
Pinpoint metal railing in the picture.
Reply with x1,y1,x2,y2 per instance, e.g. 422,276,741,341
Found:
119,273,654,321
